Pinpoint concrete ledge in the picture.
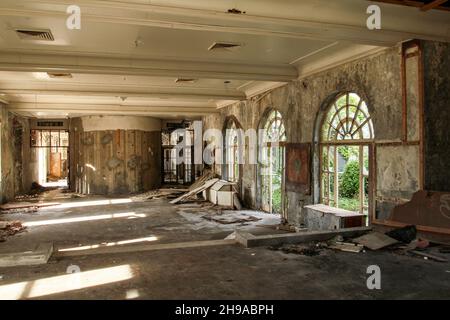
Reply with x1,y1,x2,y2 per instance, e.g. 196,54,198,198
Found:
235,227,372,248
0,243,53,267
56,239,236,257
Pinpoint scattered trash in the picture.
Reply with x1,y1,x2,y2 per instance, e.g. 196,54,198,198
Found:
0,202,58,213
270,243,326,256
170,179,219,204
0,220,27,241
385,225,417,243
329,242,364,253
132,188,186,201
203,212,261,225
353,232,398,250
407,238,430,250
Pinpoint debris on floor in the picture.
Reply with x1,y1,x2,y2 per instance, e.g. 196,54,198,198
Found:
0,220,27,242
170,178,219,204
171,178,244,210
385,225,417,243
352,231,399,250
329,242,364,253
202,211,261,225
132,188,187,201
0,242,53,267
269,242,328,256
0,201,58,214
188,169,219,191
408,250,448,262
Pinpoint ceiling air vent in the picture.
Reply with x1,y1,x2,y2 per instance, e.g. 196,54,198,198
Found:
15,29,54,41
47,72,73,79
208,42,242,52
175,78,198,84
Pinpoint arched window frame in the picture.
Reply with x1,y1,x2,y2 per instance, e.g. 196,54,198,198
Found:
223,117,242,183
257,109,287,216
320,92,374,214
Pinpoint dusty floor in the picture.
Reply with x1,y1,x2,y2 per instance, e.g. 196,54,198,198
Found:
0,189,450,300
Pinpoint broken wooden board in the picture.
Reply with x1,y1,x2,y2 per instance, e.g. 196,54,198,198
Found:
170,178,219,204
0,243,53,267
188,170,217,191
329,242,364,253
233,193,242,210
353,231,399,250
408,250,449,262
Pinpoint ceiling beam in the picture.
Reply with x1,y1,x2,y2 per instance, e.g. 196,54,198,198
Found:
8,102,219,116
0,52,297,82
4,0,450,45
0,89,246,101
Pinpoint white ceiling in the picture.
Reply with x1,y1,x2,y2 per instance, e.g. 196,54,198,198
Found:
0,0,448,119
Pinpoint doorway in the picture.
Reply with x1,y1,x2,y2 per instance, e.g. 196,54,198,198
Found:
31,129,69,187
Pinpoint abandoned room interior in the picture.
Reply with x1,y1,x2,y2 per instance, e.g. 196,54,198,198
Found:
0,0,449,301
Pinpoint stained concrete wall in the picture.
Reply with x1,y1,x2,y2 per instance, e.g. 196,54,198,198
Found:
70,116,162,195
0,106,33,203
203,44,426,225
423,41,450,192
0,105,15,203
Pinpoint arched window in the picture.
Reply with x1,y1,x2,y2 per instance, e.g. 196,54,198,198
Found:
320,92,374,214
224,118,241,183
259,110,287,215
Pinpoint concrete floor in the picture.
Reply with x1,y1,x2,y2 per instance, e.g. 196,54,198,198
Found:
1,189,450,300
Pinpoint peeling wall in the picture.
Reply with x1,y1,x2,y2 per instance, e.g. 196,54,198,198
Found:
423,41,450,192
0,105,15,203
70,116,161,195
203,44,426,226
0,107,33,203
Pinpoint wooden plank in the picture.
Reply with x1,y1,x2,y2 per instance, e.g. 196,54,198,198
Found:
329,242,364,253
353,231,399,250
409,250,448,262
170,178,219,204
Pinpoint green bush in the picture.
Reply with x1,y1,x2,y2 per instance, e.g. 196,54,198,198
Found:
339,160,360,198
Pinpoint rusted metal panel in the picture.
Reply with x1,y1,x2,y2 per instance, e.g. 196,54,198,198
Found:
285,143,311,194
390,190,450,230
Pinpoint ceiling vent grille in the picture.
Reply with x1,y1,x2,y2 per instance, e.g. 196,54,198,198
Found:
47,72,73,79
175,78,198,84
208,42,242,52
15,29,54,41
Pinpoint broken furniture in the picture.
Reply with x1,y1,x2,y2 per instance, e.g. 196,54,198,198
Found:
204,180,237,207
304,204,366,231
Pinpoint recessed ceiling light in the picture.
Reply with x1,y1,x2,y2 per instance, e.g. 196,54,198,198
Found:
208,42,242,52
32,72,50,80
47,72,73,79
175,78,198,84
